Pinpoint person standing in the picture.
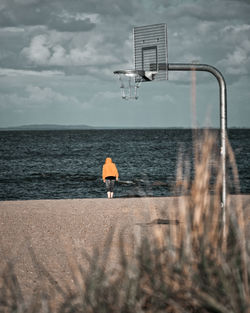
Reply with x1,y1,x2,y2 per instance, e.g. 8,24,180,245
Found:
102,157,119,199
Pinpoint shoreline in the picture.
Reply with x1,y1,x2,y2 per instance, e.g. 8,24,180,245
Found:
1,192,250,202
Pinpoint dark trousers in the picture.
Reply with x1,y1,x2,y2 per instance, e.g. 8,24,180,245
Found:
105,177,116,192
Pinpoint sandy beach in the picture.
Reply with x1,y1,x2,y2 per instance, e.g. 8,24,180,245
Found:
0,195,250,300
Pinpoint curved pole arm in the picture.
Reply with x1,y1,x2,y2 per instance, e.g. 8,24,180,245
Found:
167,63,227,130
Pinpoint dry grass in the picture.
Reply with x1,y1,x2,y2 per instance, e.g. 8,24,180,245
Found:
0,131,249,312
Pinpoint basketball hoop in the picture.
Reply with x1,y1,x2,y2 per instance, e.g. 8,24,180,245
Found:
113,70,157,100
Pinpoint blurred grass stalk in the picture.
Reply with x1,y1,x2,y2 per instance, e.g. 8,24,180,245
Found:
0,130,249,312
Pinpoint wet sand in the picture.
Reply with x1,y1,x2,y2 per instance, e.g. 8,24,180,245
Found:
0,195,249,300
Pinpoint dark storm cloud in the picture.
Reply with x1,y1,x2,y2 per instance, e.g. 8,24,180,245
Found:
0,0,96,32
61,0,136,16
0,0,48,27
0,0,137,71
0,8,16,27
159,0,250,22
48,17,95,33
0,0,137,31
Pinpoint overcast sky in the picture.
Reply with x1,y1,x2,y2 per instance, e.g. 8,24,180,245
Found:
0,0,249,128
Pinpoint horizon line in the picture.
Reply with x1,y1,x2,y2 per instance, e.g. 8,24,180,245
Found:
0,123,249,131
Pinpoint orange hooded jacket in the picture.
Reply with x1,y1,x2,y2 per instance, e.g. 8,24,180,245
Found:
102,158,119,181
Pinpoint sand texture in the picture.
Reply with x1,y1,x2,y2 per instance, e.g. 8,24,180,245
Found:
0,195,250,300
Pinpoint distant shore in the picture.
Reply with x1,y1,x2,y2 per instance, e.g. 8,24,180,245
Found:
1,124,249,131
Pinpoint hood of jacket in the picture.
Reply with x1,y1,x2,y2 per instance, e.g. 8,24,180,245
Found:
105,157,112,164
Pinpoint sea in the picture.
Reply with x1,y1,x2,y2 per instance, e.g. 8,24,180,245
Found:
0,128,249,200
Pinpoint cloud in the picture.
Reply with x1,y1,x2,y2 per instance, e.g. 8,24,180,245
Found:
48,11,99,32
48,14,97,33
22,34,50,64
22,32,119,67
0,0,48,27
0,0,97,32
0,85,83,110
13,0,41,5
218,46,250,75
26,85,67,104
164,0,250,22
0,0,136,32
222,24,250,34
61,0,136,16
217,24,250,75
0,67,64,77
0,26,24,32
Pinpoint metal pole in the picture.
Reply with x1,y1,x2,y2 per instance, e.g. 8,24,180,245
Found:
168,63,227,236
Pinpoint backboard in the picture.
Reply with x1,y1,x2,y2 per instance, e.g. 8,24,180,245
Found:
133,23,168,81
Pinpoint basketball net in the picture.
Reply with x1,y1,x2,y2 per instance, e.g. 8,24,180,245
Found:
116,72,143,100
